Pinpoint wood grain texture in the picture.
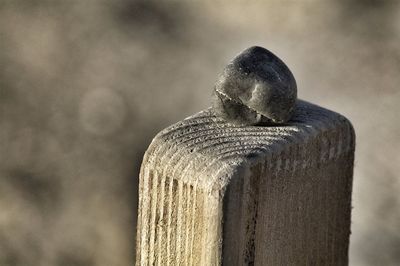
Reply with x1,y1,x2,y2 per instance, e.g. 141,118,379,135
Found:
136,100,355,266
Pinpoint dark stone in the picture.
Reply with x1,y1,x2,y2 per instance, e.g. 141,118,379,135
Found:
212,46,297,126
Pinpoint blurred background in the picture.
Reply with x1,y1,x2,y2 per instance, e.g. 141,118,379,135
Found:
1,0,399,265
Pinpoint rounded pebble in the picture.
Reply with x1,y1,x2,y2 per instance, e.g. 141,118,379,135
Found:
213,46,297,126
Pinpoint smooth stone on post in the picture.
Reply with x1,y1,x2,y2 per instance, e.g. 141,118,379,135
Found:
213,46,297,126
136,100,355,265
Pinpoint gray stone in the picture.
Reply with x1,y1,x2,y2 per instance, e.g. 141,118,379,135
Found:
213,46,297,126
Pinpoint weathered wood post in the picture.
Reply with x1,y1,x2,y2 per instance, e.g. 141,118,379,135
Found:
136,47,355,265
136,101,355,265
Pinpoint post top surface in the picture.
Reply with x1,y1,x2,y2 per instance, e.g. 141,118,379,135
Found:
143,100,354,192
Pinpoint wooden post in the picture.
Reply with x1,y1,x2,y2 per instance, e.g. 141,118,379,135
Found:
136,100,355,265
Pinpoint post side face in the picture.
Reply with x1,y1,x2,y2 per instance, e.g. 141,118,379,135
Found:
136,100,355,266
222,112,355,266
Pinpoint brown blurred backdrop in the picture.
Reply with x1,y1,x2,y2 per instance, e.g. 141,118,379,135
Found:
1,0,399,265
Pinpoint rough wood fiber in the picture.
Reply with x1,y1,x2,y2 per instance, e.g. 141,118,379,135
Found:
136,100,355,266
